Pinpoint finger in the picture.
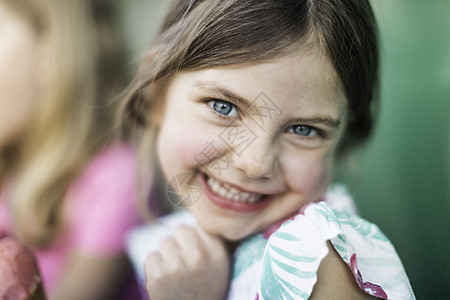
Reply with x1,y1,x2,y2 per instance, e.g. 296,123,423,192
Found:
159,237,182,264
173,225,210,268
172,225,201,250
145,251,163,282
145,252,171,300
193,225,228,261
193,224,225,249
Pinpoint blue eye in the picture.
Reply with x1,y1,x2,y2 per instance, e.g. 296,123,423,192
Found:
289,125,317,137
208,99,238,117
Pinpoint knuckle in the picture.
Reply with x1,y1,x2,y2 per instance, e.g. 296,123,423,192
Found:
173,225,196,240
187,248,204,266
174,224,192,233
146,252,161,269
210,247,229,265
160,236,177,252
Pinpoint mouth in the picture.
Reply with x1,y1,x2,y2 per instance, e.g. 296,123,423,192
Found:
198,172,274,213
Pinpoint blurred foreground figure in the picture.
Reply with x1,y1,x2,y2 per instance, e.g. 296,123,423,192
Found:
0,236,46,300
0,0,141,299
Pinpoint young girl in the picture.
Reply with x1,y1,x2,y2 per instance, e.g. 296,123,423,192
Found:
0,0,141,299
121,0,415,299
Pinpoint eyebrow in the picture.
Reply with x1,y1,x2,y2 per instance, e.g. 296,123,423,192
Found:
193,80,341,129
287,116,341,129
194,80,253,110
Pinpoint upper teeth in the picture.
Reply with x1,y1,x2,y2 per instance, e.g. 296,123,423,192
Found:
207,176,263,203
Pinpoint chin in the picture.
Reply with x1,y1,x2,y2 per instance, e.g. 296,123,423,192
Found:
198,222,247,241
219,232,247,242
191,226,252,244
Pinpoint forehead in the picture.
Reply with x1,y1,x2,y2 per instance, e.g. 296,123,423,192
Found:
172,47,346,119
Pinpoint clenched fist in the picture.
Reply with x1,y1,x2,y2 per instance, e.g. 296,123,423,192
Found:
0,236,46,300
145,225,230,300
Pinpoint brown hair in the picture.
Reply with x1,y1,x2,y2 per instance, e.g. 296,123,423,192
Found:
1,0,125,247
121,0,378,143
118,0,379,202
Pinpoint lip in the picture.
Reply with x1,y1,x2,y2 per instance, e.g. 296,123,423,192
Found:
198,172,275,213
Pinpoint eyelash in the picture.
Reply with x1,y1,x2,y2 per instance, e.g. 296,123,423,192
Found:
204,98,327,140
205,98,240,120
286,125,326,140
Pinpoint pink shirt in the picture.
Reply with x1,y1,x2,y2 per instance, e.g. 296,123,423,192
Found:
0,144,141,296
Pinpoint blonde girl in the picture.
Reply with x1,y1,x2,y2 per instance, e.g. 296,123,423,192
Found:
121,0,415,299
0,0,141,299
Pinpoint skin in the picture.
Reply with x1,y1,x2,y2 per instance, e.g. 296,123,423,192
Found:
0,2,130,299
0,1,40,147
310,242,378,300
146,225,229,300
0,236,44,299
147,46,377,299
156,47,347,240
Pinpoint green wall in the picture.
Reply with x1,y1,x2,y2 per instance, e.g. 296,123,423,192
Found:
337,1,450,298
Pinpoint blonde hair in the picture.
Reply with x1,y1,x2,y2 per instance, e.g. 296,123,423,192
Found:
2,0,124,247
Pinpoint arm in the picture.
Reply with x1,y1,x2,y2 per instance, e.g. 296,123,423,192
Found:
310,241,378,299
51,146,139,300
145,225,230,300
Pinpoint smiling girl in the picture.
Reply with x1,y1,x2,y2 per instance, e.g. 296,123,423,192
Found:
121,0,415,299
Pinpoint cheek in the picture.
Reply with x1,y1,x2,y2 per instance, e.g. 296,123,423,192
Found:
156,112,215,180
282,149,335,198
0,46,38,146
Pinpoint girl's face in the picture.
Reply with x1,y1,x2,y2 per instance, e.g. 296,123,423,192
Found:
156,47,347,241
0,2,40,147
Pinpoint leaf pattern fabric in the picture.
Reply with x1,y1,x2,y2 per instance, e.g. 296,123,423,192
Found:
228,184,415,299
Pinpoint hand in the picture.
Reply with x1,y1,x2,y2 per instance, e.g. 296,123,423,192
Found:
145,225,230,300
0,236,46,300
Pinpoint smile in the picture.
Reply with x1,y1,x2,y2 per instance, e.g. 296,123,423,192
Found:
207,176,263,203
199,173,274,213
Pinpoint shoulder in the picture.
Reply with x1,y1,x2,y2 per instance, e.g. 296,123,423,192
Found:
271,185,413,299
233,184,414,299
62,144,141,253
64,143,139,216
72,143,137,192
310,241,378,299
84,143,137,179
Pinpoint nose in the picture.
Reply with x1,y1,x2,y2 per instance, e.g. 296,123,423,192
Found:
231,135,277,179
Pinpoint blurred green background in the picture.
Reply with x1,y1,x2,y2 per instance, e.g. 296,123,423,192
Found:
337,1,450,298
118,0,450,298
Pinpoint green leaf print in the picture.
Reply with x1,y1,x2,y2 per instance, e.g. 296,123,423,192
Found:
270,245,317,263
261,254,294,300
277,276,310,299
232,234,267,279
272,232,302,242
272,257,316,279
369,226,389,242
259,231,319,299
316,206,339,223
260,255,311,300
